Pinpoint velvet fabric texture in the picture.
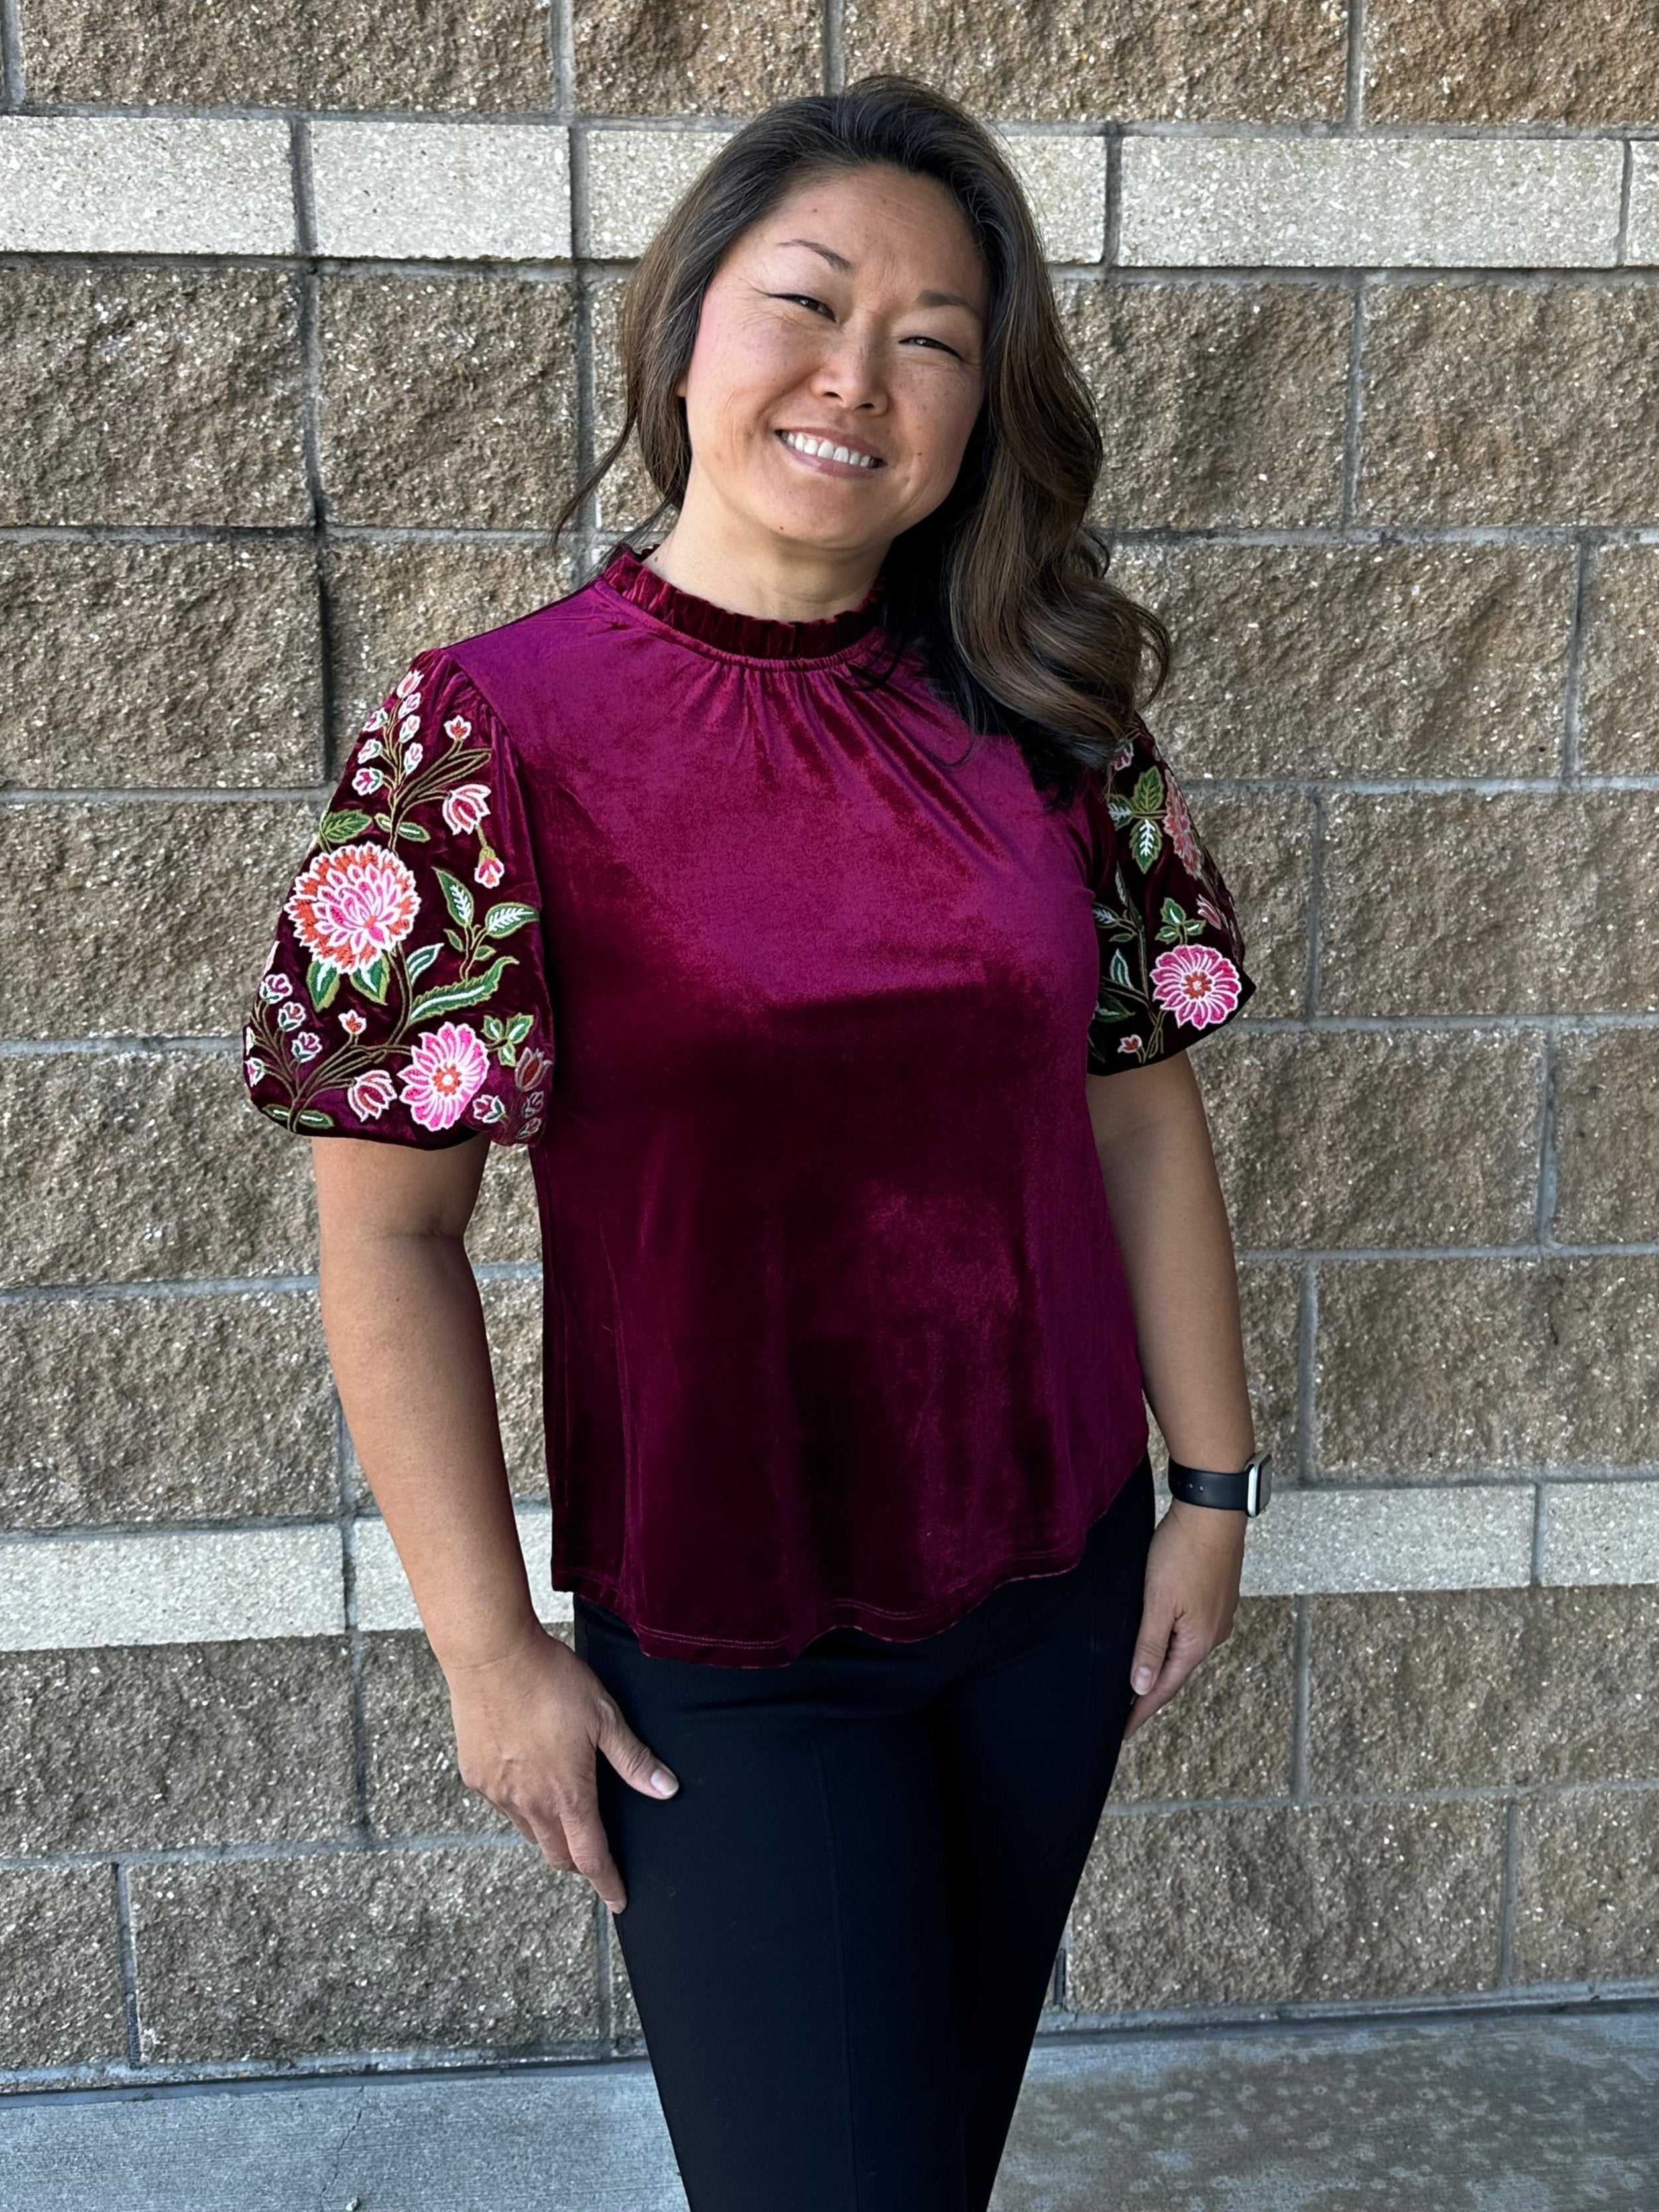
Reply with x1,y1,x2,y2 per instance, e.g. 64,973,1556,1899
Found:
245,545,1253,1664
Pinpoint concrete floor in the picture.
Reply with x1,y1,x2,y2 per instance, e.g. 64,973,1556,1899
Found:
3,2004,1655,2212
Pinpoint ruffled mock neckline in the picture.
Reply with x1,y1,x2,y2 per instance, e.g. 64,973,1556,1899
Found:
598,542,884,663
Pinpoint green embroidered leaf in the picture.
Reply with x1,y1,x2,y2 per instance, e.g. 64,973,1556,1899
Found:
1129,818,1162,871
505,1013,535,1044
409,955,517,1026
306,958,341,1012
497,1042,518,1068
483,900,537,940
1109,949,1132,989
353,954,390,1006
405,942,440,982
1132,766,1164,817
295,1108,335,1132
482,1016,505,1044
395,820,430,843
444,929,463,953
1105,795,1133,829
1156,898,1206,946
1093,994,1140,1023
436,869,475,928
318,809,371,846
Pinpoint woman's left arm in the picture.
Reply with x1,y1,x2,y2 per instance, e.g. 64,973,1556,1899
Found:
1087,1048,1256,1740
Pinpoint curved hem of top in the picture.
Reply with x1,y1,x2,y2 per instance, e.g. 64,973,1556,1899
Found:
587,572,898,675
562,1444,1152,1667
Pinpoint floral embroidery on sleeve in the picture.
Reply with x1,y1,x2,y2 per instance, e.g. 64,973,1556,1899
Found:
1085,716,1255,1074
243,650,555,1145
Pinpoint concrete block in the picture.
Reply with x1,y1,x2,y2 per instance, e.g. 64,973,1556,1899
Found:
1001,134,1106,263
1542,1480,1659,1585
310,122,571,262
585,127,732,259
1365,0,1659,125
0,1867,126,2069
0,117,292,255
0,1524,343,1652
1237,1484,1535,1597
1630,142,1659,265
574,0,819,115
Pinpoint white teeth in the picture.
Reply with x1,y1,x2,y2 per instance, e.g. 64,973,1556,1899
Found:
782,431,875,468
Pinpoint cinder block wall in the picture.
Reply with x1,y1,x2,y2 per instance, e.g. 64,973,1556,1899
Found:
3,0,1657,2089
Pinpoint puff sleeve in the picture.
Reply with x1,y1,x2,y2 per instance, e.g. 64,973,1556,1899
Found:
242,647,555,1146
1083,713,1255,1074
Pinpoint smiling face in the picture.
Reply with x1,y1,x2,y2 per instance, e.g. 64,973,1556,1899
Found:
674,163,990,572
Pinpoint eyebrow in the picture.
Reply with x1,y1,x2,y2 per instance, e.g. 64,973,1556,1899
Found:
775,237,982,318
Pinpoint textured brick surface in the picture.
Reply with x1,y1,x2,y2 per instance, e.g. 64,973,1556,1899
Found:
1513,1789,1659,1985
0,1640,355,1854
574,0,820,113
1235,1261,1302,1473
1186,790,1312,1023
465,1143,543,1266
1115,543,1573,780
1365,0,1659,124
843,0,1347,123
131,1845,599,2062
327,538,572,764
1069,1799,1503,2012
1,1290,333,1530
0,1867,127,2069
1315,1258,1659,1476
318,275,579,528
0,541,323,791
1308,1586,1659,1792
1202,1028,1542,1251
481,1274,546,1495
1,1052,315,1288
1554,1029,1659,1245
1109,1598,1296,1804
0,265,306,528
20,0,550,108
1359,284,1659,527
589,275,669,534
1058,280,1350,530
1119,136,1621,271
309,121,570,262
0,117,293,257
1320,793,1659,1016
1577,545,1659,774
0,800,316,1040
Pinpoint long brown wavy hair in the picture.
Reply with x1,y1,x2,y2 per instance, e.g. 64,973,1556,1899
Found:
557,74,1168,806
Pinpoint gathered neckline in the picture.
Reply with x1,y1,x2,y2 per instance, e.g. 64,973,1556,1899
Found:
596,542,886,664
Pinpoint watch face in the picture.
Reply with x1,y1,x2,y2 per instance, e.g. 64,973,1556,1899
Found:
1253,1453,1272,1513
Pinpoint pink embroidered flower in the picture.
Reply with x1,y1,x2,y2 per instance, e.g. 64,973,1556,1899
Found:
471,1093,506,1126
276,1001,305,1031
259,972,293,1003
395,668,421,702
474,847,504,889
444,715,473,744
1164,774,1205,879
352,767,384,795
347,1069,397,1121
1197,892,1227,933
1150,945,1242,1030
515,1046,550,1094
1117,1035,1144,1056
245,1056,267,1085
521,1111,544,1138
360,706,391,737
402,740,423,772
339,1009,367,1037
286,843,420,978
399,1022,490,1132
357,736,384,761
441,782,491,836
292,1030,322,1062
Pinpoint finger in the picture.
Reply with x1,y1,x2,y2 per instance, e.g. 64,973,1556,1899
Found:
525,1812,578,1876
556,1791,627,1912
1129,1605,1174,1699
593,1692,678,1800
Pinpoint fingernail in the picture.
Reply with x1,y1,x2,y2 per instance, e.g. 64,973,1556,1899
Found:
650,1767,678,1796
1132,1668,1153,1693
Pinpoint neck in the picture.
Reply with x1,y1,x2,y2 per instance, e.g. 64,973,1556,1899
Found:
646,476,885,623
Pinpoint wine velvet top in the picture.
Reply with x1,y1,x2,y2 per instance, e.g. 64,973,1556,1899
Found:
244,544,1255,1665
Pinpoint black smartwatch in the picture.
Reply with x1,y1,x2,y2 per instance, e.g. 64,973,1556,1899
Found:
1166,1451,1272,1517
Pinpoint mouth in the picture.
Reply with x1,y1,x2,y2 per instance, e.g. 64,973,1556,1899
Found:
775,429,884,475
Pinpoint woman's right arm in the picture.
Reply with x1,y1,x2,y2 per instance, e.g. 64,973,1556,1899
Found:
311,1133,678,1910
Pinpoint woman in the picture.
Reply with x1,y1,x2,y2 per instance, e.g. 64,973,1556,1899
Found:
243,74,1268,2212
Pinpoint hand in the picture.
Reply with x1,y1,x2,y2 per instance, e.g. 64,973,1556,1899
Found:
445,1621,678,1910
1121,1498,1246,1741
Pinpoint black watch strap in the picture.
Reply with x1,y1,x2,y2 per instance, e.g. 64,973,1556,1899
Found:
1167,1452,1271,1516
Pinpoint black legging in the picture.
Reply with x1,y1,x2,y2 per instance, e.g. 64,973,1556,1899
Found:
574,1451,1156,2212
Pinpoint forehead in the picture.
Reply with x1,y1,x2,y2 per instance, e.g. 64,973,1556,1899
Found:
741,166,987,304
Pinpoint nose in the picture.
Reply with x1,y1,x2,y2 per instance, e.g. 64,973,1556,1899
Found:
809,322,887,413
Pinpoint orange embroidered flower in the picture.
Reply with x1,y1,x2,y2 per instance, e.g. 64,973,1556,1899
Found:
286,843,420,978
